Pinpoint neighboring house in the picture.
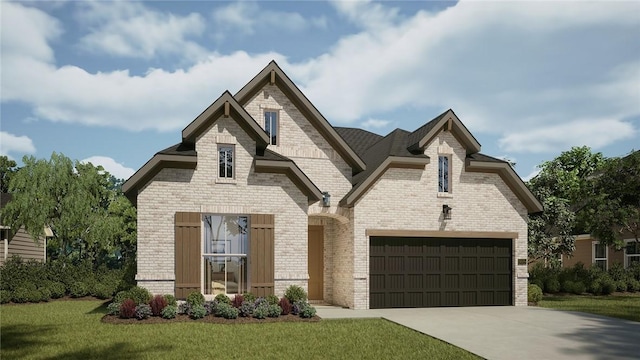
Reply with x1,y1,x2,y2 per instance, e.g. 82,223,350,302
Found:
561,234,640,270
123,61,542,309
0,193,50,266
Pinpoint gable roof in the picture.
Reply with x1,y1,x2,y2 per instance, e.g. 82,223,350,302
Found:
407,109,481,154
254,150,323,203
235,61,366,173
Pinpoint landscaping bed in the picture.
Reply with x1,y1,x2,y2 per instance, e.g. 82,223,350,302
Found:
102,312,320,324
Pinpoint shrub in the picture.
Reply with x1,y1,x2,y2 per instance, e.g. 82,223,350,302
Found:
616,280,628,293
544,278,561,294
266,294,279,305
279,297,292,315
69,282,88,298
49,282,66,299
38,287,51,302
150,295,168,316
608,263,626,281
186,292,205,307
589,279,603,295
572,281,586,295
126,286,152,305
530,279,545,293
267,304,282,318
239,301,254,317
113,290,128,304
119,299,137,319
292,300,307,315
12,287,30,303
628,279,640,292
528,284,542,303
204,301,216,315
601,278,616,295
0,290,11,304
27,289,43,303
561,280,575,293
164,294,177,306
284,285,307,303
232,294,244,308
189,304,207,319
217,303,239,319
107,302,120,316
135,304,152,320
93,283,113,300
162,305,178,319
178,302,191,315
300,304,316,318
254,297,268,307
214,293,231,305
253,304,269,319
242,292,256,303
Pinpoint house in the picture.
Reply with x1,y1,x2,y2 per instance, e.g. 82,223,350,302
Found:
122,61,542,309
0,193,50,265
561,234,639,270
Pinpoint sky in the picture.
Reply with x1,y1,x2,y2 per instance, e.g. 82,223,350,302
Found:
1,0,639,181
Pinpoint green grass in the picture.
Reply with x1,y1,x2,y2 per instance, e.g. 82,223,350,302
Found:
538,294,640,322
1,301,480,359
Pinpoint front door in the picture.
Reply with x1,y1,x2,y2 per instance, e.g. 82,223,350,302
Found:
308,225,324,301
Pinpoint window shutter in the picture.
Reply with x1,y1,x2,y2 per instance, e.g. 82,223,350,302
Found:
250,214,274,297
175,212,201,299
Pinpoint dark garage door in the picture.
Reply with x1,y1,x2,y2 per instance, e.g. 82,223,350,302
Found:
370,237,512,308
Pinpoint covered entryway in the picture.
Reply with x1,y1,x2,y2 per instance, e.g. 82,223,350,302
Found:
370,236,512,308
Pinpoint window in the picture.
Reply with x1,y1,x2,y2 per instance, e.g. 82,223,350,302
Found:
625,240,640,268
264,111,278,145
218,145,234,178
203,215,248,295
593,242,607,270
438,155,450,193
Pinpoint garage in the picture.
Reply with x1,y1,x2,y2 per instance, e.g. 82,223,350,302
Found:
370,237,512,308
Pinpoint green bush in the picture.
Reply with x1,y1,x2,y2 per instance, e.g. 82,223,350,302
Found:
38,287,51,301
266,294,279,305
530,279,545,293
186,292,205,307
92,283,113,300
284,285,307,303
214,293,231,305
69,282,89,298
49,282,66,298
125,286,152,305
267,304,282,318
528,284,543,303
12,287,31,303
135,304,152,320
561,280,575,293
608,263,626,281
242,292,256,303
572,281,586,295
253,304,268,319
239,301,254,317
189,304,207,319
162,305,178,319
0,289,11,304
615,280,628,293
164,294,177,306
628,279,640,292
601,278,616,295
300,304,317,318
544,278,561,294
217,303,239,319
589,279,603,295
27,289,43,303
107,302,120,316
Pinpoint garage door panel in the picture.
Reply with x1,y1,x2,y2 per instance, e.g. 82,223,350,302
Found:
370,236,513,308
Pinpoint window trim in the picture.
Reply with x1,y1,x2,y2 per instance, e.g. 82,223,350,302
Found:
438,154,451,193
264,110,279,146
592,241,608,270
218,144,235,179
624,239,640,268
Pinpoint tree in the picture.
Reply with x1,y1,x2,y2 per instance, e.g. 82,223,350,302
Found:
527,146,606,265
0,152,136,266
0,156,18,193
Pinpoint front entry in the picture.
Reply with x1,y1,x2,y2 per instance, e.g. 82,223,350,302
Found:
308,225,324,301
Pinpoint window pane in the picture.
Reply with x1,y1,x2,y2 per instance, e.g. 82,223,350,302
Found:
204,256,247,295
438,156,449,192
595,259,607,270
626,242,640,255
264,112,277,145
218,147,233,178
594,243,606,258
203,215,249,296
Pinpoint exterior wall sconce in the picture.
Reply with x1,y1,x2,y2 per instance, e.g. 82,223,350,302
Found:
322,192,331,207
442,204,452,220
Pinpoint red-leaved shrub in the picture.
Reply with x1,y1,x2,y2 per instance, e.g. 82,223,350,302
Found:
119,299,136,319
232,294,244,308
150,294,168,316
279,297,292,315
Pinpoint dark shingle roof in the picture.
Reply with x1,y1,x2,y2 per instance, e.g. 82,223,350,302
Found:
157,143,196,156
467,153,509,164
334,127,384,158
406,110,449,148
256,149,293,162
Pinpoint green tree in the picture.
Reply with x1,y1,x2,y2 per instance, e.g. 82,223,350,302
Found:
0,156,18,193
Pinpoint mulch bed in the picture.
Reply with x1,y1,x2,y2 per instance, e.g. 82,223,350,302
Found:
101,313,321,325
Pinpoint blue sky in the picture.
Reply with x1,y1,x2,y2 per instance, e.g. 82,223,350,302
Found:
1,0,639,181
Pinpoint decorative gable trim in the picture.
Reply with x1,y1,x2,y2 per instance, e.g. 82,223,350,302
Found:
340,156,430,207
465,158,543,214
254,159,323,203
235,61,366,172
407,109,481,155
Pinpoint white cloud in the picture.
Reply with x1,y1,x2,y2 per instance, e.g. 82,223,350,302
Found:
212,1,326,34
522,168,541,182
0,132,37,158
361,118,390,130
76,2,207,59
499,118,637,153
81,156,135,179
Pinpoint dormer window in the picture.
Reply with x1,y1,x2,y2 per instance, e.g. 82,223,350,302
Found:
438,155,450,193
219,145,234,178
264,111,278,145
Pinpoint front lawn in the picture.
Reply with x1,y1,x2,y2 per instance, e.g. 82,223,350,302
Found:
538,294,640,322
1,301,480,359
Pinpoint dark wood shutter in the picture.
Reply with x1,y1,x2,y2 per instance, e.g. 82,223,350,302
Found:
175,212,201,299
250,214,274,297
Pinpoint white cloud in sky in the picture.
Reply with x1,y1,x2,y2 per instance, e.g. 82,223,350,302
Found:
76,1,207,59
522,168,541,182
361,118,391,130
81,156,135,179
1,1,639,156
212,1,327,35
0,131,37,158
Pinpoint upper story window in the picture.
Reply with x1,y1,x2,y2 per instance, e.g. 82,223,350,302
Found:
438,155,450,193
593,242,607,270
218,145,234,178
264,111,278,145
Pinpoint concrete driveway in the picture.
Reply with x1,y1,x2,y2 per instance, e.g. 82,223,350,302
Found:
316,306,640,360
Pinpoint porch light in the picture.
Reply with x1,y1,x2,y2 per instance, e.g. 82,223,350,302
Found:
322,192,331,207
442,204,452,220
